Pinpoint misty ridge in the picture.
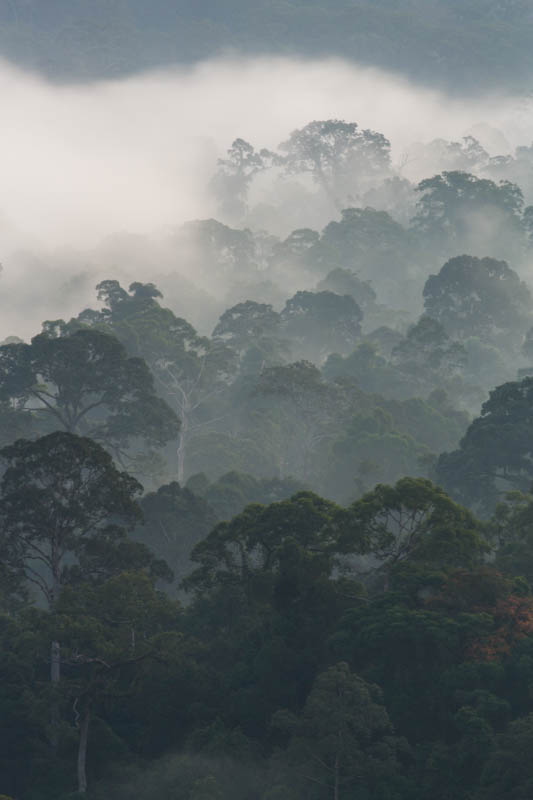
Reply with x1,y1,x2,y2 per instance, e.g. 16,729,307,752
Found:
8,10,533,800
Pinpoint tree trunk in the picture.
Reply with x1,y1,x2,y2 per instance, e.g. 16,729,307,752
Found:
51,539,61,605
177,414,189,484
77,704,91,794
334,750,340,800
50,641,61,749
51,641,61,683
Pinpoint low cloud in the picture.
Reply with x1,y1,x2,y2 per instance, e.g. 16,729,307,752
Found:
0,54,531,337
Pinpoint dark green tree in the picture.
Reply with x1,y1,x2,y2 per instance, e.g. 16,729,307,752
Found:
338,477,487,585
274,662,403,800
0,432,169,606
437,377,533,510
0,328,180,470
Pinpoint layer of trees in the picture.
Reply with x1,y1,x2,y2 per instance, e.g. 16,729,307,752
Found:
5,114,533,799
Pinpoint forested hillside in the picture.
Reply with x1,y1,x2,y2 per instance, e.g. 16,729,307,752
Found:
1,0,533,88
4,107,533,798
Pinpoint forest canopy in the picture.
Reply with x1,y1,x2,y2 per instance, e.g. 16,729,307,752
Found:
3,3,533,794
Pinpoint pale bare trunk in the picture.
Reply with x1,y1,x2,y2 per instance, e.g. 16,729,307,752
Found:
177,415,189,485
77,705,91,794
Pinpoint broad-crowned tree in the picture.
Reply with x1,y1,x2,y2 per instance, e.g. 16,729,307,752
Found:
281,291,362,362
212,300,288,371
412,170,525,259
0,431,170,606
136,481,217,587
423,255,532,344
279,120,391,210
391,315,467,392
0,327,180,471
337,477,487,586
78,280,236,483
437,377,533,510
306,207,418,309
183,492,361,733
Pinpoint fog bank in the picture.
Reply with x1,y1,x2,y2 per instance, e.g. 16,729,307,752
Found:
1,54,532,337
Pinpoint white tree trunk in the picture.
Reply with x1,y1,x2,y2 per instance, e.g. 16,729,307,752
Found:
77,705,91,794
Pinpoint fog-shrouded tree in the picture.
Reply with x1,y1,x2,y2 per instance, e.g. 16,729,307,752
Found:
197,470,307,522
136,480,217,587
279,119,391,209
175,218,277,290
212,300,288,372
406,136,490,179
304,207,418,309
423,255,533,344
210,138,278,220
391,314,467,387
316,268,377,313
77,280,236,483
280,290,362,361
412,170,525,259
255,360,342,480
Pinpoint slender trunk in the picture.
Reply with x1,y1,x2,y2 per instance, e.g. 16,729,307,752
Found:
51,641,61,683
177,413,189,485
50,641,60,749
334,750,340,800
77,704,91,794
51,539,61,605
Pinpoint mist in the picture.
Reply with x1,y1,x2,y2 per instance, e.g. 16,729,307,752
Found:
1,53,532,339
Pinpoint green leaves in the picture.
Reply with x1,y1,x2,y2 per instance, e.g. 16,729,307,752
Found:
338,477,488,572
0,328,181,458
0,432,153,605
